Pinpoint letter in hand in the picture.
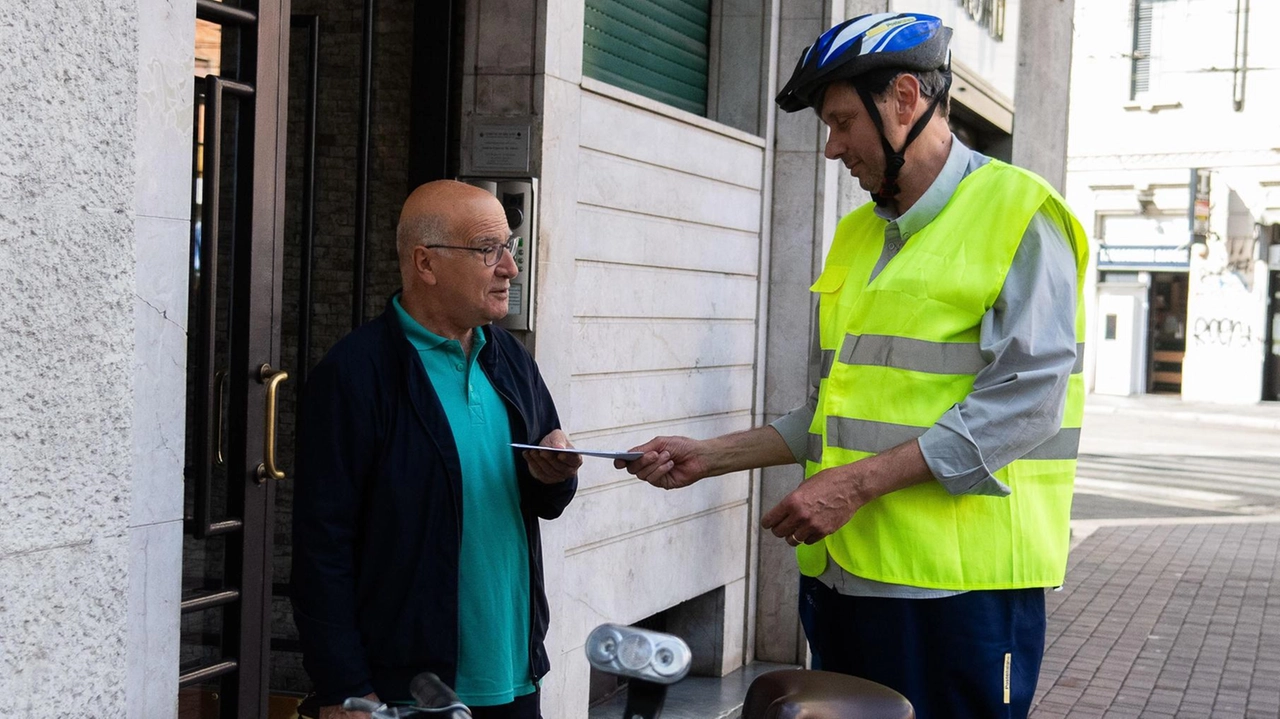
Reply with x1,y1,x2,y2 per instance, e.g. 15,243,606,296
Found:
522,428,584,484
614,435,709,490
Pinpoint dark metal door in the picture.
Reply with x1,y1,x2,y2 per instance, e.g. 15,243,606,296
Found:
182,1,292,717
1265,271,1280,401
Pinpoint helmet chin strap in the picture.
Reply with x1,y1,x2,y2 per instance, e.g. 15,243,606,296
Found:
855,73,951,208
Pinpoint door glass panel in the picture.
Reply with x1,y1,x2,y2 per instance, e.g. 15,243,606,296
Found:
182,14,247,718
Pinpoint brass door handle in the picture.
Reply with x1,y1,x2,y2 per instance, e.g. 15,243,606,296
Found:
256,364,289,482
214,370,228,466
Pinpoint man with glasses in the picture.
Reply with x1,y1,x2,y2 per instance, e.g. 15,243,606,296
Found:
293,180,581,719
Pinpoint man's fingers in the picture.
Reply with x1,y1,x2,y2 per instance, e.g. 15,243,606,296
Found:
761,500,804,540
619,450,666,477
636,455,672,482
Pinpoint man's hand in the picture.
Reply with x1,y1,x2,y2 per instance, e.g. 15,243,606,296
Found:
761,464,864,546
762,439,935,546
318,693,380,719
614,436,711,490
523,429,583,484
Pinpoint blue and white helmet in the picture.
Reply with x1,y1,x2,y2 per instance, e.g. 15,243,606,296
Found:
776,13,952,113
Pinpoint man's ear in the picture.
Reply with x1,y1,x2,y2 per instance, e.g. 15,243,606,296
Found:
413,245,439,286
892,73,922,126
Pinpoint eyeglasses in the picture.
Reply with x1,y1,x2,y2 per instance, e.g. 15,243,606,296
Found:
422,235,519,267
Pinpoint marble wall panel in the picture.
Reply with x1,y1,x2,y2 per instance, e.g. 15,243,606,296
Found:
717,577,749,676
569,366,755,433
131,294,188,528
572,318,757,375
571,262,759,320
476,0,538,72
579,93,765,190
564,472,751,550
576,206,759,276
135,0,195,221
712,12,768,137
126,520,182,719
577,151,763,233
559,503,751,652
475,73,536,116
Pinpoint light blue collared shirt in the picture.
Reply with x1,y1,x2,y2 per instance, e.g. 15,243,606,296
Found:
770,137,1079,597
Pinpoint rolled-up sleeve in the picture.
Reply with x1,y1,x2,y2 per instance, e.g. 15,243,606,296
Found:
770,305,822,464
919,210,1079,496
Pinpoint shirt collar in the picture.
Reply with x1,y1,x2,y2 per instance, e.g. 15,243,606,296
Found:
874,134,973,240
392,293,486,355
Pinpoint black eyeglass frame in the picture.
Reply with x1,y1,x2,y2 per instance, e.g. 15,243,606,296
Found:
422,235,520,267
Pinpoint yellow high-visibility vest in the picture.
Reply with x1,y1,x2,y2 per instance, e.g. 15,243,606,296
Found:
798,160,1089,590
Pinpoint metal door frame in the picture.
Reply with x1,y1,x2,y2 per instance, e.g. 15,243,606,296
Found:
183,0,291,716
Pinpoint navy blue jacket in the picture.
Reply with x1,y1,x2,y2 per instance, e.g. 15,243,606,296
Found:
291,299,576,705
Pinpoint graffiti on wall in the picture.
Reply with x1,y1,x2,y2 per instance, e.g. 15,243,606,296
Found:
1192,317,1257,348
1226,235,1259,291
1189,239,1263,349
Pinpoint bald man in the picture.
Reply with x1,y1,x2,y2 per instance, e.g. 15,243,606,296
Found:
292,181,580,719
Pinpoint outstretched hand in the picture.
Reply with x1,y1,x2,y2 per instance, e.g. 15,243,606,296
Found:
614,435,711,490
523,429,583,484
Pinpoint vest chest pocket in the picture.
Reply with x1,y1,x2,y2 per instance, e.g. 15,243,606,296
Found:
811,265,853,350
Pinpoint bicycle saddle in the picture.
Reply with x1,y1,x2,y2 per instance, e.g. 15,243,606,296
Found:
742,669,914,719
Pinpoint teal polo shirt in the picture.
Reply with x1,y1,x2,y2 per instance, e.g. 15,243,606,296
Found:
393,296,535,706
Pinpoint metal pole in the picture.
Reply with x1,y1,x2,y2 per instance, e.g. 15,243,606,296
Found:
352,0,374,329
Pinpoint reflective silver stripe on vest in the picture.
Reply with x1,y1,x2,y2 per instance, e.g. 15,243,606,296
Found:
820,349,836,380
826,417,927,454
1073,343,1085,374
824,417,1081,460
838,334,987,375
807,433,824,465
1020,427,1081,460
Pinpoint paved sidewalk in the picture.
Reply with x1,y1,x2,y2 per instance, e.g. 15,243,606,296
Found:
1033,519,1280,718
1085,393,1280,431
1030,394,1280,717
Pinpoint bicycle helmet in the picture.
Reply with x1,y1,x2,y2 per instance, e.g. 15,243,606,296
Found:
776,13,953,205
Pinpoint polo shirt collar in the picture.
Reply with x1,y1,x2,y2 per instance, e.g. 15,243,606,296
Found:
392,293,487,355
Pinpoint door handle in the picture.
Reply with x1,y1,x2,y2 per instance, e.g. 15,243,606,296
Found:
256,364,289,482
214,370,228,466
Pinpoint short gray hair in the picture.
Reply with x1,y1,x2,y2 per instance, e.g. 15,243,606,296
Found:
818,69,951,118
396,213,449,261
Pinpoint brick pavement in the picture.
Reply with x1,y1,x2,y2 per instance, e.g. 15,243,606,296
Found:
1032,520,1280,718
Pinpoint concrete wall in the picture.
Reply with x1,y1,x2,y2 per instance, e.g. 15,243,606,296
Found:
0,0,190,715
1182,182,1270,404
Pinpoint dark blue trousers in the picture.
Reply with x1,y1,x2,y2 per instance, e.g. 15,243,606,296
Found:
799,576,1046,719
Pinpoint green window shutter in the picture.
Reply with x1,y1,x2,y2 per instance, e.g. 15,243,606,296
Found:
583,0,711,116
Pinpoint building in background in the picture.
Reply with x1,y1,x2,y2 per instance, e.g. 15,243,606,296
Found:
1067,0,1280,403
0,1,1074,717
